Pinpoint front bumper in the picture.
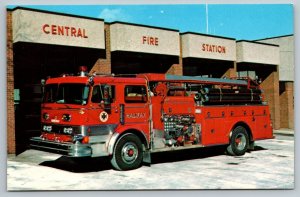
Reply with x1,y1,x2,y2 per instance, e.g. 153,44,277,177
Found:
30,137,92,157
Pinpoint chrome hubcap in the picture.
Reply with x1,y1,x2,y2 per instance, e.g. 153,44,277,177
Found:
235,133,246,151
121,142,138,164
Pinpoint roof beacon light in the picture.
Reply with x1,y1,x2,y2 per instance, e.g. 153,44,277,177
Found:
79,66,88,77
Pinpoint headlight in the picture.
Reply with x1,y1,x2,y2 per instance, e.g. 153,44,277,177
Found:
63,127,73,135
43,125,52,132
43,113,49,120
62,114,71,122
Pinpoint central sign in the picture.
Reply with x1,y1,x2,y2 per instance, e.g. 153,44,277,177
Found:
12,8,105,49
42,24,88,38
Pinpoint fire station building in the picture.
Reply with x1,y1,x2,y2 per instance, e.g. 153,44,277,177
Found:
7,7,294,154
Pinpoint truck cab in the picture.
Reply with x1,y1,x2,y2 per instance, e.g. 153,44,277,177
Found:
31,73,151,170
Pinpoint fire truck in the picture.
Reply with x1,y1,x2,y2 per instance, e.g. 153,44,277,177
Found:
30,68,273,171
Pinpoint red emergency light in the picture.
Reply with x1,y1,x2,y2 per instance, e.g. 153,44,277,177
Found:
79,66,88,77
79,66,88,72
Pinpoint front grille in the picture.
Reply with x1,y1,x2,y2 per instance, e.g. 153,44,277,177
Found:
30,137,92,157
30,137,71,155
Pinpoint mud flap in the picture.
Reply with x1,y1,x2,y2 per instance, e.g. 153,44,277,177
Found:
143,150,151,166
248,141,255,151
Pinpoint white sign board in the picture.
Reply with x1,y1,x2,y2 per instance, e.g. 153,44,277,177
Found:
255,36,294,81
236,41,280,65
181,33,236,61
12,9,105,49
110,23,180,56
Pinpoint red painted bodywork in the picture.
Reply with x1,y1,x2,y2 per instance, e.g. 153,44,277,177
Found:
40,73,273,151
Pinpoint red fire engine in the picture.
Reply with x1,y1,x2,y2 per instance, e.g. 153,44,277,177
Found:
30,68,273,171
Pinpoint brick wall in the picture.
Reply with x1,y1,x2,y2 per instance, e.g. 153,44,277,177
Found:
7,10,16,154
166,64,182,75
260,67,280,129
167,36,183,75
280,82,294,128
222,62,237,78
90,24,111,74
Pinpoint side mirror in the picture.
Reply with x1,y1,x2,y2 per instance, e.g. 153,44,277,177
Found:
41,79,45,94
103,85,112,113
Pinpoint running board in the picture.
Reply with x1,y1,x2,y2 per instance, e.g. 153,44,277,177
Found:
150,144,206,153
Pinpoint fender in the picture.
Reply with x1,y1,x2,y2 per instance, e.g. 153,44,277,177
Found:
229,121,253,141
107,127,150,155
107,132,120,155
116,125,150,148
107,132,151,165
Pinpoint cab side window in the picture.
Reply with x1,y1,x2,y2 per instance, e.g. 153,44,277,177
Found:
92,85,115,103
124,85,147,103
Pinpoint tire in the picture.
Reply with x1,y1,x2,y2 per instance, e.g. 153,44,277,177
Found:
111,133,143,171
226,126,249,156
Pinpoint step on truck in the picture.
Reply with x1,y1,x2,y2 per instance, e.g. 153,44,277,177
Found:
30,68,274,171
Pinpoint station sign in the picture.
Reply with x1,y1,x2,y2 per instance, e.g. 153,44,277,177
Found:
236,41,280,65
110,23,180,56
181,33,236,61
12,8,105,49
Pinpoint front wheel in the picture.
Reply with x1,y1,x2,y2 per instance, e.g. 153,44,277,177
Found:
226,126,249,156
111,133,143,171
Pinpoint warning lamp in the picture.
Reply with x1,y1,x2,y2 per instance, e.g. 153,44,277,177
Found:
82,136,89,144
79,66,88,77
43,113,50,120
62,114,72,122
73,135,89,144
79,66,88,72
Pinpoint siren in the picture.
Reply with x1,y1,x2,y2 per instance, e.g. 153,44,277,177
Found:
79,66,88,77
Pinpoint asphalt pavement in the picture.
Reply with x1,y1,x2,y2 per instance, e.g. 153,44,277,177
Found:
7,132,294,190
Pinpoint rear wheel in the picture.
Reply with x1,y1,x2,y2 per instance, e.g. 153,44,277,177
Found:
226,126,249,156
111,133,143,171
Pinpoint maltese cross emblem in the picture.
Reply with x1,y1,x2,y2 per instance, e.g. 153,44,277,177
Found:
99,111,109,122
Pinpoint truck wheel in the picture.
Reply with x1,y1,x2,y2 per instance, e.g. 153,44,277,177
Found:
111,134,143,171
226,126,249,156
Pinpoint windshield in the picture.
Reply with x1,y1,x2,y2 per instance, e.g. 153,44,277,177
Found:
43,83,89,105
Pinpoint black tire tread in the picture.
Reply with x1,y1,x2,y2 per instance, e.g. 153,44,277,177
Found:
111,133,143,171
226,126,249,156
